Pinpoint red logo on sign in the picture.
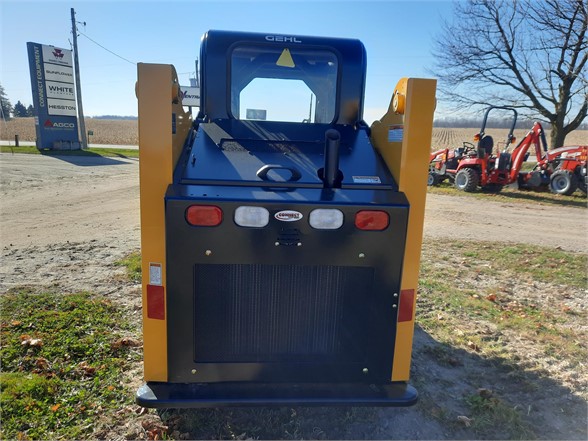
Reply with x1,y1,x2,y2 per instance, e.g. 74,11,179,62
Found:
52,49,64,59
44,119,53,127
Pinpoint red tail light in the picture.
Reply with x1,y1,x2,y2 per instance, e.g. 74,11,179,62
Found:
186,205,223,226
355,210,389,231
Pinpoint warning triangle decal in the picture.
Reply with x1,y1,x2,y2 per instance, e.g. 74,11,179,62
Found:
276,48,295,68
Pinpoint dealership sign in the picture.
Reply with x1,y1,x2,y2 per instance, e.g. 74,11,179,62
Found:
179,86,200,107
27,42,80,149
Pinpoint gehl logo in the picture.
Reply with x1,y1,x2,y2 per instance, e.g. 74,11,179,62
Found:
44,119,75,129
265,35,302,43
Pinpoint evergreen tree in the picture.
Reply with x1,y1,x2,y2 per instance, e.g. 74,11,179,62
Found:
26,104,34,117
13,101,27,117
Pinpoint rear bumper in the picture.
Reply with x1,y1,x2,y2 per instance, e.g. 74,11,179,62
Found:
136,381,418,408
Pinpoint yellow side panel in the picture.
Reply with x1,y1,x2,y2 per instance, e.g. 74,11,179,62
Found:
137,63,192,382
371,78,437,382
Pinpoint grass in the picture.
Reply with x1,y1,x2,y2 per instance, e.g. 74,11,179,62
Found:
0,144,139,158
419,240,587,368
464,393,535,439
1,241,584,439
417,240,587,439
0,289,141,440
456,242,587,288
428,180,587,208
114,251,142,283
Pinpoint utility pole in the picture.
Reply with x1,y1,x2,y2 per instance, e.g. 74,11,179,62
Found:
71,8,88,149
194,58,200,88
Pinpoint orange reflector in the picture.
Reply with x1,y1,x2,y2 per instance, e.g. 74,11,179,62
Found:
511,136,516,144
355,210,389,231
473,133,480,141
398,289,415,322
186,205,223,226
147,284,165,320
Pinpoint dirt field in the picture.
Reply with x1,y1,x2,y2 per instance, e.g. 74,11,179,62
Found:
1,117,587,150
1,153,586,439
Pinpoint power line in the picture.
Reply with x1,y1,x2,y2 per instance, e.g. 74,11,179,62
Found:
78,30,136,65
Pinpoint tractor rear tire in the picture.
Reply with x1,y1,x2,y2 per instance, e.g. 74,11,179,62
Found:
428,172,440,186
549,170,578,195
455,168,479,192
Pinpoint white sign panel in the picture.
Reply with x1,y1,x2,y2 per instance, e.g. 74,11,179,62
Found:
42,45,73,67
44,64,74,83
179,86,200,107
47,98,77,116
45,81,76,100
42,44,76,116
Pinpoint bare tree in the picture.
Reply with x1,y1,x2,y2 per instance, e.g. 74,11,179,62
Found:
432,0,587,148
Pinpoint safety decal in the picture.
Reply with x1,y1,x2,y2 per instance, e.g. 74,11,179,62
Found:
149,262,162,286
388,125,404,143
352,176,382,184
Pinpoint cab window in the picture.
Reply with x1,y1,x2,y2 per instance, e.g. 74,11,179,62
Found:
231,45,338,123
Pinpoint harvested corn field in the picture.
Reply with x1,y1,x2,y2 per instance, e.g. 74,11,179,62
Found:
2,118,585,150
432,127,587,150
1,117,138,145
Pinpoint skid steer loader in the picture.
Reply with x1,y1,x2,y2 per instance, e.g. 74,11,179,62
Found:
135,30,436,407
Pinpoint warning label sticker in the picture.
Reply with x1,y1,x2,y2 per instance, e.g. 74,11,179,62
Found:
352,176,382,184
149,263,162,286
388,125,404,143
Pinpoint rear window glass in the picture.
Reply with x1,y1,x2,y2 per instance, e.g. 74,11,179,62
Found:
231,45,338,123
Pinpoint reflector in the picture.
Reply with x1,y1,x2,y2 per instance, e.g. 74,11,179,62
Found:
355,210,389,231
309,209,344,229
186,205,223,226
234,206,270,227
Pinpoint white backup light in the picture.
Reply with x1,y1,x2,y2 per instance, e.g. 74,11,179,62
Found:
234,206,270,227
309,209,344,230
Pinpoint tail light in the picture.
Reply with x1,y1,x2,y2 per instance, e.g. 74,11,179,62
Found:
309,209,344,230
186,205,223,226
234,206,270,227
355,210,389,231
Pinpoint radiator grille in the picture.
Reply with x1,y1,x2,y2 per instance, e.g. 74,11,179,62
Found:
193,264,374,363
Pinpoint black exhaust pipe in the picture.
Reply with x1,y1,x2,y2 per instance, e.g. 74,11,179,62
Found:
324,129,341,188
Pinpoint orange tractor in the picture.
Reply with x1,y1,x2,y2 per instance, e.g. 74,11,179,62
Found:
519,144,587,195
429,107,587,195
